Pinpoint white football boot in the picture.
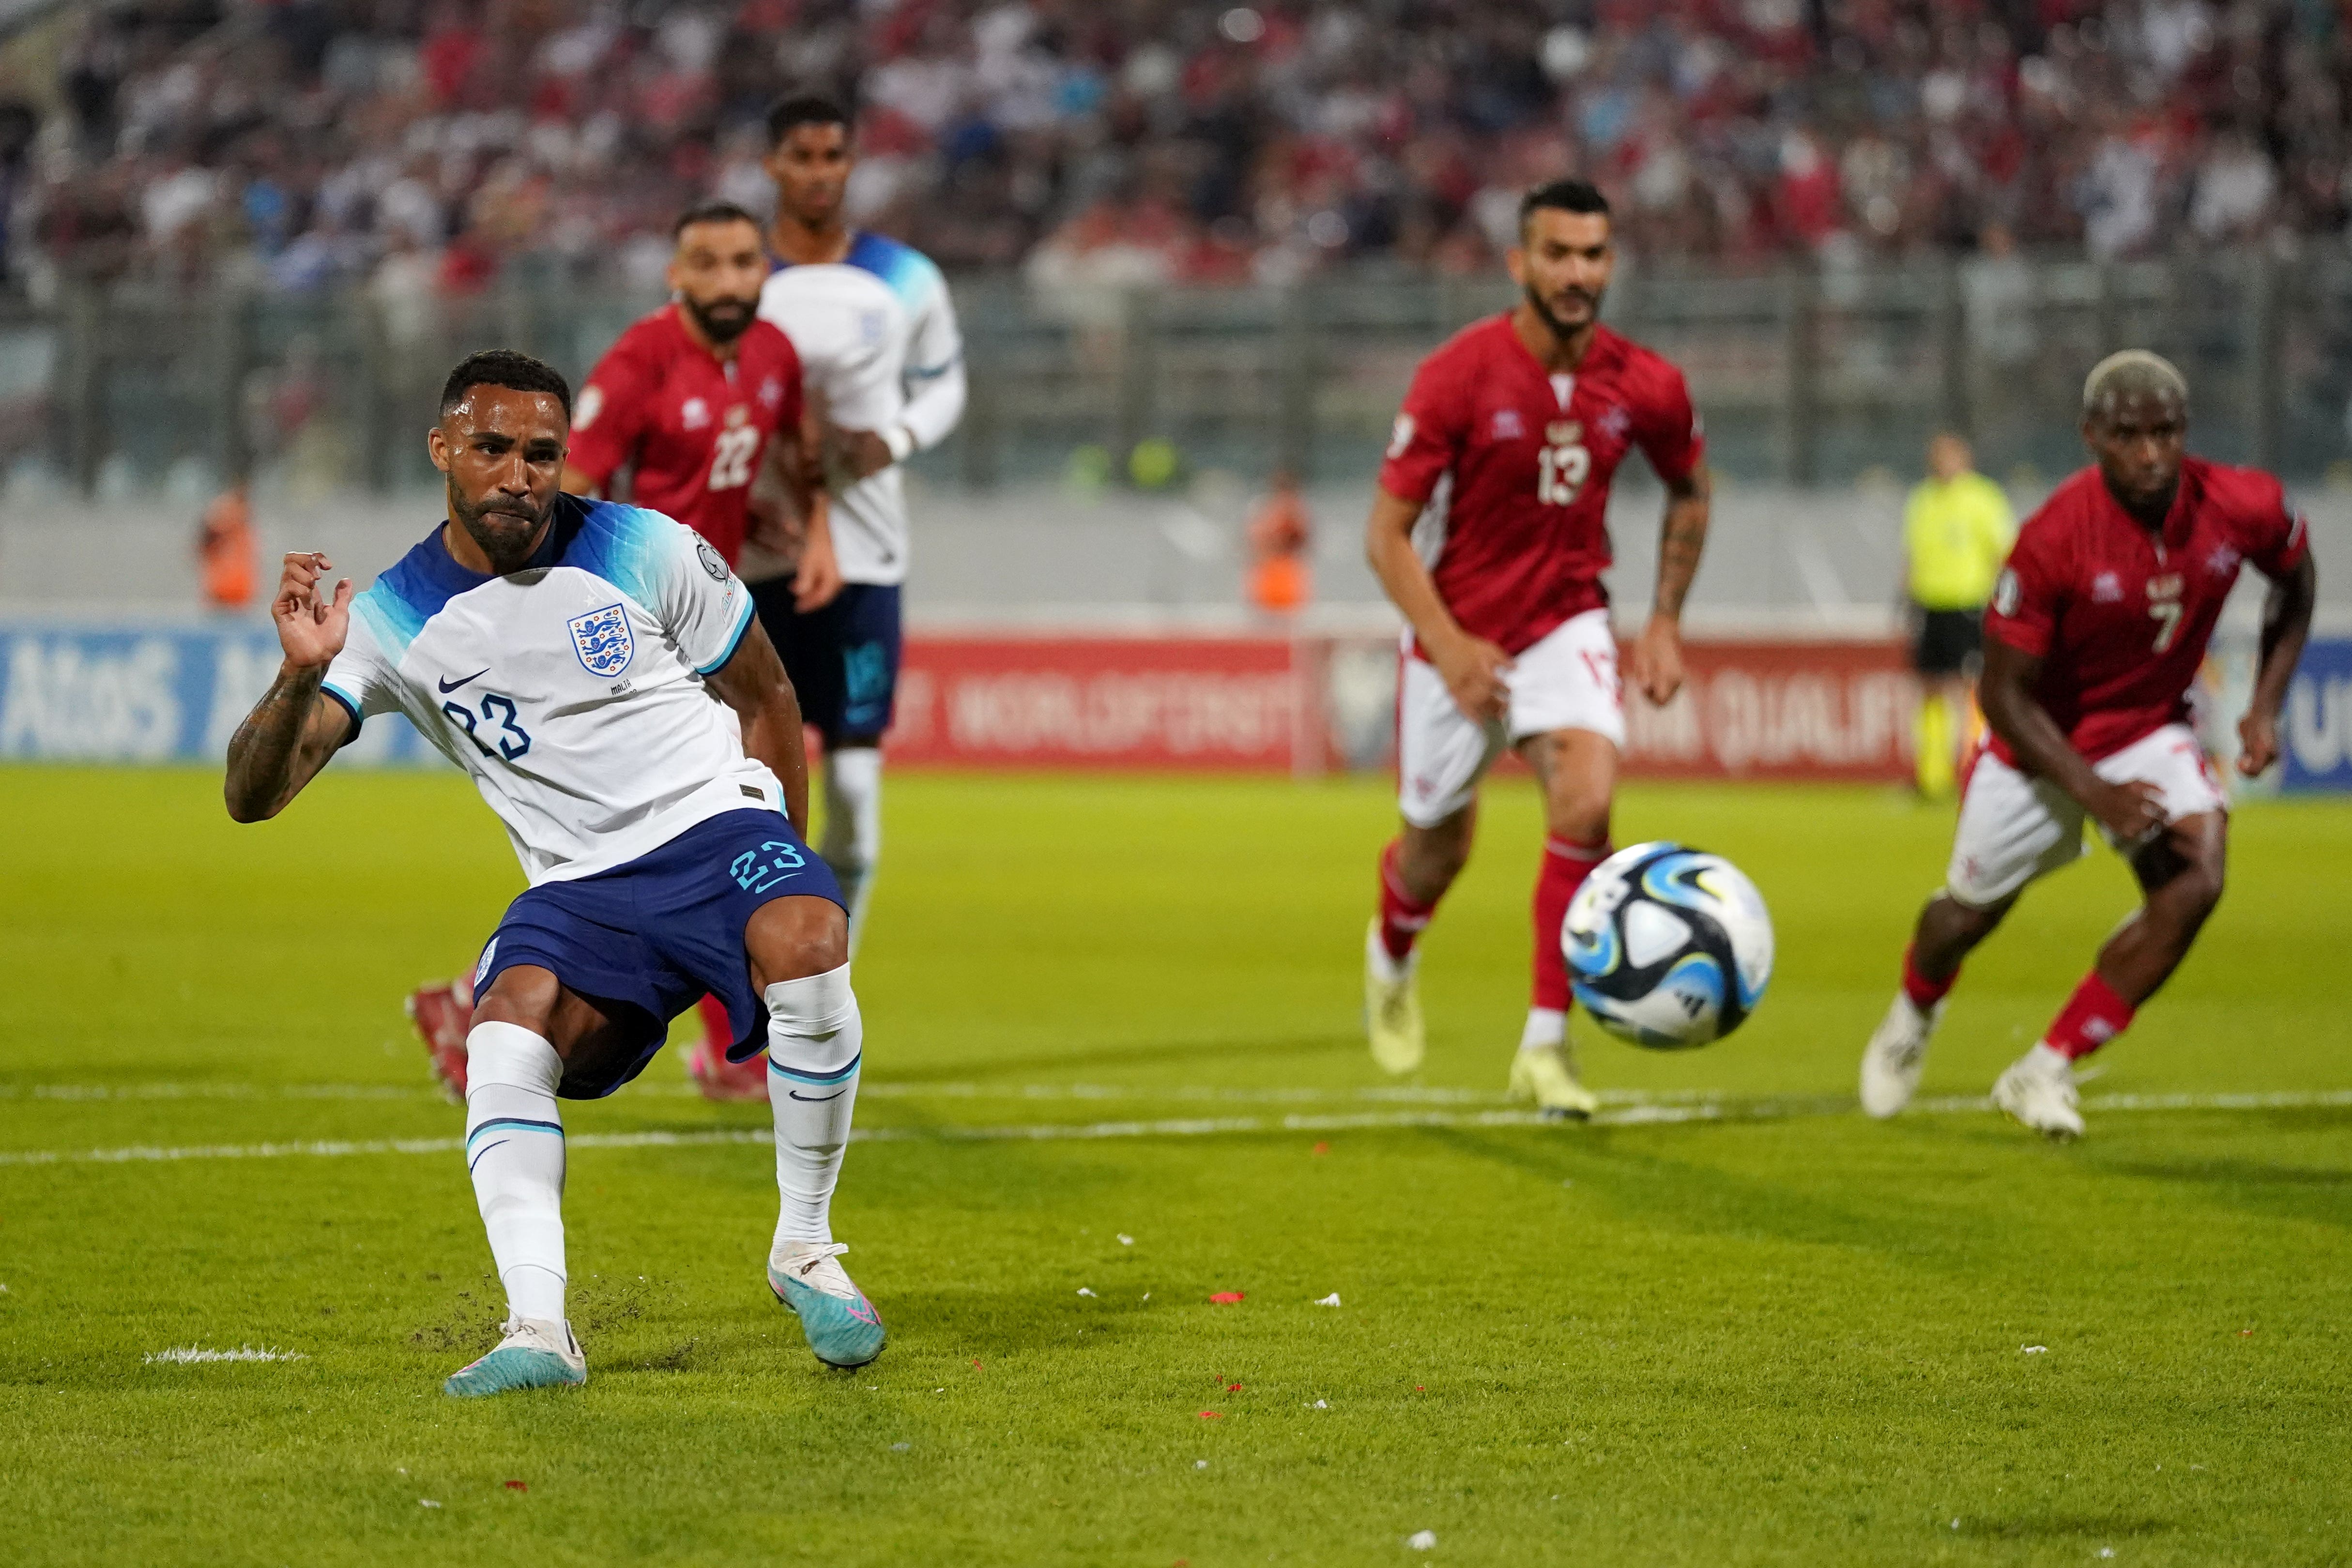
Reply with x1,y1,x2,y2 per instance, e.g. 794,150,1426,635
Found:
770,1242,886,1369
1859,991,1944,1119
1363,919,1426,1075
1991,1044,2086,1140
443,1314,586,1398
1507,1023,1598,1122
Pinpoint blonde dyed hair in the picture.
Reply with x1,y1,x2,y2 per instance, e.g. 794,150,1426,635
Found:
2082,350,2187,417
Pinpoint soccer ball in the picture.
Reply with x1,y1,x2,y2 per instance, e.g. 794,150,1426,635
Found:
1562,842,1773,1049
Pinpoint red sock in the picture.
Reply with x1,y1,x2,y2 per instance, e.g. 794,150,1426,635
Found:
1533,837,1610,1011
1376,839,1439,961
2042,972,2136,1060
697,993,736,1053
1901,943,1958,1011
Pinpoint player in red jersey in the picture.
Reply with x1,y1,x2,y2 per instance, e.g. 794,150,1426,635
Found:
406,201,834,1103
1860,351,2316,1138
1362,179,1712,1118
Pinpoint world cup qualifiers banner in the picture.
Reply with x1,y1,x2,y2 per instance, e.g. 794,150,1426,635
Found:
6,619,2340,790
886,634,1929,779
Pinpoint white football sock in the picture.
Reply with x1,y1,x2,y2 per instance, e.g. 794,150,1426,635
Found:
764,963,863,1256
1519,1007,1567,1051
462,1021,567,1322
821,747,883,953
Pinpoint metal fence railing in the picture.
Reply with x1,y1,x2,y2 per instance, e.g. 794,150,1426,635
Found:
4,250,2348,502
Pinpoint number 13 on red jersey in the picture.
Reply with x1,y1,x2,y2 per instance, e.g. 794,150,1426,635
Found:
1538,442,1590,506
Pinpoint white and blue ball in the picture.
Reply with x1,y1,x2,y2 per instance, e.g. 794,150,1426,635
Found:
1562,842,1773,1049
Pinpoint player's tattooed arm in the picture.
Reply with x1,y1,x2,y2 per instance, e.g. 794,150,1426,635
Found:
1627,463,1712,706
1651,463,1712,621
225,552,356,822
707,618,812,834
2239,551,2317,776
1979,637,2164,845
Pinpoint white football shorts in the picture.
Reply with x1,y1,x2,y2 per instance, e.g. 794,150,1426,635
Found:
1395,607,1624,828
1944,722,2226,908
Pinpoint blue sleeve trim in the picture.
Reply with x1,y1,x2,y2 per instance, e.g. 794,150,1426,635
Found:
320,681,364,743
907,354,961,380
697,592,757,676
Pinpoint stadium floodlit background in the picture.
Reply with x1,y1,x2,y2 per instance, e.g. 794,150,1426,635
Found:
4,2,2351,1564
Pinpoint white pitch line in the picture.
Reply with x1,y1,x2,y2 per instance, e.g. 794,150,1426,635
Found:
143,1345,308,1365
0,1080,1528,1106
0,1088,2347,1168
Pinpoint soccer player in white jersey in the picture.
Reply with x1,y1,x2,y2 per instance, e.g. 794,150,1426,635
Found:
223,350,885,1394
752,92,966,952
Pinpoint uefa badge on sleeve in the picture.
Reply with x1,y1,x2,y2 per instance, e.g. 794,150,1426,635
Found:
568,603,635,678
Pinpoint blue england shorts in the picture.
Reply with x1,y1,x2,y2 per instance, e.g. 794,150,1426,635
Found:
473,808,844,1098
753,578,902,744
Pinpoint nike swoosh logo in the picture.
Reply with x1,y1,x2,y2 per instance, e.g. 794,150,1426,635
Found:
788,1090,847,1103
438,669,490,694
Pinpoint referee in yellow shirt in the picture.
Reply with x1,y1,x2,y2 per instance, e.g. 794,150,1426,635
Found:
1903,433,2015,797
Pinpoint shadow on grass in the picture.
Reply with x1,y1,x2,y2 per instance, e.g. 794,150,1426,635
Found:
1415,1125,1985,1267
2080,1150,2352,1232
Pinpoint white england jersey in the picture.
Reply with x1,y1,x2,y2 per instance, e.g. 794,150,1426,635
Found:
759,231,964,586
321,496,781,885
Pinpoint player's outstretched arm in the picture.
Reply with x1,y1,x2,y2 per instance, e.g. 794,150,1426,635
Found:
707,617,813,835
1364,484,1510,722
224,552,357,822
2237,551,2317,776
1627,462,1711,706
1978,636,2164,844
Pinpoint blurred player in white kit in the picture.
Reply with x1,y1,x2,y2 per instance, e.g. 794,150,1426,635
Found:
752,93,966,954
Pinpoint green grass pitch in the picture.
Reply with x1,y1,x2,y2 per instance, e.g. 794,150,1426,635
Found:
2,764,2348,1566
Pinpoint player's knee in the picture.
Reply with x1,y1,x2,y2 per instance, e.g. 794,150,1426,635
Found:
2169,863,2225,925
1544,788,1610,847
472,965,560,1039
1400,820,1472,888
1928,889,2009,951
749,896,850,985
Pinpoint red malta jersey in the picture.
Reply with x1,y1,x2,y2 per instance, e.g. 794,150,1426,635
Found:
1985,456,2308,765
1378,317,1703,657
566,304,802,565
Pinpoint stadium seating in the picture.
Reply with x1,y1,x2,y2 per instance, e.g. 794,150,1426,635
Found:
15,0,2346,303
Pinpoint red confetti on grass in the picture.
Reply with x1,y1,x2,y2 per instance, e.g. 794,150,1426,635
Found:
1226,1382,1242,1392
503,1480,527,1492
973,1359,983,1368
1312,1142,1329,1155
1198,1411,1222,1420
1209,1292,1246,1305
2239,1328,2255,1337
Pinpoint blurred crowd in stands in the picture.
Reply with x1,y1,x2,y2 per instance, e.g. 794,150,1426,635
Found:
9,0,2352,303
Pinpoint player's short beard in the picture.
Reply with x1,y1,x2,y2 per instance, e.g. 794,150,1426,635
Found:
1525,280,1602,342
449,481,552,573
683,293,758,345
